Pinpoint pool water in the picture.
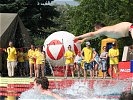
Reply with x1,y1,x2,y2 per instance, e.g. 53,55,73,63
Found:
19,79,132,100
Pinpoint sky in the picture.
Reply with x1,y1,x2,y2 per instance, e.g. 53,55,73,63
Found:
50,0,79,6
54,0,74,1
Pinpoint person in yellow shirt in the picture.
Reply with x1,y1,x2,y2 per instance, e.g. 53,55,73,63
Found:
64,45,75,79
28,44,36,78
17,48,25,77
6,41,17,77
108,42,119,79
34,46,45,77
81,41,93,79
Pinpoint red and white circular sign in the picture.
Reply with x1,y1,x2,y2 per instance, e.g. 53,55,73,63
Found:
44,31,81,66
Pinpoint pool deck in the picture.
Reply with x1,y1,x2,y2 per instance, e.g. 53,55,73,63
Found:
1,76,132,87
0,76,113,87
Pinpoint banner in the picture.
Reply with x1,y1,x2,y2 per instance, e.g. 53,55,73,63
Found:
109,61,133,79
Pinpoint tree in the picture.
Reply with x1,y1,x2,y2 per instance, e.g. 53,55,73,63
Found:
0,0,60,45
69,0,133,35
68,0,133,56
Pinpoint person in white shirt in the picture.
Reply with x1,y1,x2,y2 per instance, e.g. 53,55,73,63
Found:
74,51,83,78
100,46,108,79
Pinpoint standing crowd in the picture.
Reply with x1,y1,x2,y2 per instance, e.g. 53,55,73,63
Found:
3,21,133,79
64,41,119,79
5,22,123,79
5,42,46,78
5,39,119,79
64,22,121,79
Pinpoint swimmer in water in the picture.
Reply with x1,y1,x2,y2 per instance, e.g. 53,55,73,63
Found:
74,22,133,43
19,77,64,100
34,77,64,100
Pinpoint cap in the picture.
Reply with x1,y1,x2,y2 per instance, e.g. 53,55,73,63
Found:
68,45,71,48
93,48,95,51
86,41,90,45
112,42,116,46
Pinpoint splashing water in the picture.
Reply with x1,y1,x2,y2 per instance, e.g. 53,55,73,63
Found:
52,79,132,100
19,79,132,100
19,60,132,100
19,88,40,100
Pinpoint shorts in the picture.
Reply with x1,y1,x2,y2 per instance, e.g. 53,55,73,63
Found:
101,60,107,72
66,63,74,66
92,61,98,66
75,62,81,67
102,70,107,72
84,62,93,70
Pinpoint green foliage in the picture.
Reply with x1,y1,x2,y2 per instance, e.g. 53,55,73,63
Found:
40,4,73,37
0,0,60,46
33,37,45,46
67,0,133,58
17,0,59,37
52,5,71,31
1,0,133,59
0,0,15,4
68,0,133,36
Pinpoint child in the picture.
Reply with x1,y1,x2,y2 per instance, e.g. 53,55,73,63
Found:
92,48,100,78
74,51,83,78
100,46,108,79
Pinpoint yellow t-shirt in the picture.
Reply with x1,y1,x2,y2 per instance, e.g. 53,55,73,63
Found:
7,47,17,61
17,51,24,62
64,50,75,65
82,47,93,63
28,49,35,64
35,51,45,64
109,48,119,64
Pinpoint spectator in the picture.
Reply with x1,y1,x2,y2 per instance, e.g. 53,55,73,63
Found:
34,46,45,77
108,42,119,79
41,51,46,77
100,46,108,79
74,51,83,79
23,48,29,76
128,45,133,60
81,41,93,79
17,48,25,77
92,48,100,78
6,41,17,77
64,45,75,79
28,44,36,78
